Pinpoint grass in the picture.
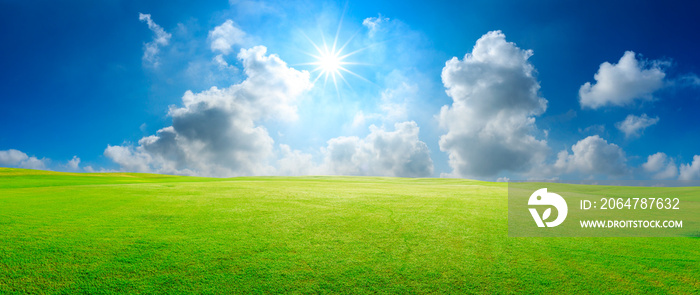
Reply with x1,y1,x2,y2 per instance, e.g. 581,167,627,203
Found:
0,168,698,294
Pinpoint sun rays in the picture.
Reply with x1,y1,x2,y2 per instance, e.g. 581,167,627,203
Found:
298,19,373,95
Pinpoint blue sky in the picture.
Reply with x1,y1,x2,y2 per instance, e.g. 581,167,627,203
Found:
1,0,700,180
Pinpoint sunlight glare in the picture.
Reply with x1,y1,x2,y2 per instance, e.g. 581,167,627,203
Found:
319,50,342,75
298,20,373,95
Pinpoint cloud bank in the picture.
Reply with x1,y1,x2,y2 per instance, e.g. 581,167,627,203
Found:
274,121,434,177
0,149,81,171
320,121,433,177
0,149,48,170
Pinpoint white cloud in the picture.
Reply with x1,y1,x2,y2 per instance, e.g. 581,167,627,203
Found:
104,145,155,173
276,144,319,176
20,157,48,170
379,81,415,123
67,156,80,170
213,54,236,70
351,80,417,129
642,152,668,172
363,14,389,37
351,110,380,129
321,121,433,177
83,166,117,173
209,20,247,55
579,51,666,109
139,13,171,67
0,149,28,166
642,152,678,179
438,30,549,178
105,46,312,177
0,149,48,170
226,120,434,177
679,155,700,180
554,135,627,176
615,113,659,138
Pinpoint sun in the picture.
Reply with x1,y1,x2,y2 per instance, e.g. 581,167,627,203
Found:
318,50,343,75
304,36,356,91
298,22,372,95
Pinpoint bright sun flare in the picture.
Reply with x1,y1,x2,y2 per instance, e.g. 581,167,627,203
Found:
318,51,342,74
299,22,371,94
305,39,356,90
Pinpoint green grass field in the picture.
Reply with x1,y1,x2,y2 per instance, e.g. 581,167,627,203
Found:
0,168,698,294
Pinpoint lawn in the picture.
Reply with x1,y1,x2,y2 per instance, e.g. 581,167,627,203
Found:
0,168,698,294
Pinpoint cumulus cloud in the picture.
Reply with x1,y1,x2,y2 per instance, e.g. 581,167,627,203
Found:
0,149,48,170
554,135,627,176
579,51,666,109
438,30,548,178
0,149,28,166
139,13,171,67
679,155,700,180
105,46,312,177
642,152,678,179
363,14,389,37
67,156,81,170
615,113,659,138
321,121,433,177
208,19,247,69
209,20,247,55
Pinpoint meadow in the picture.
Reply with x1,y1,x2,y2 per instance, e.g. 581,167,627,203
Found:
0,168,698,294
